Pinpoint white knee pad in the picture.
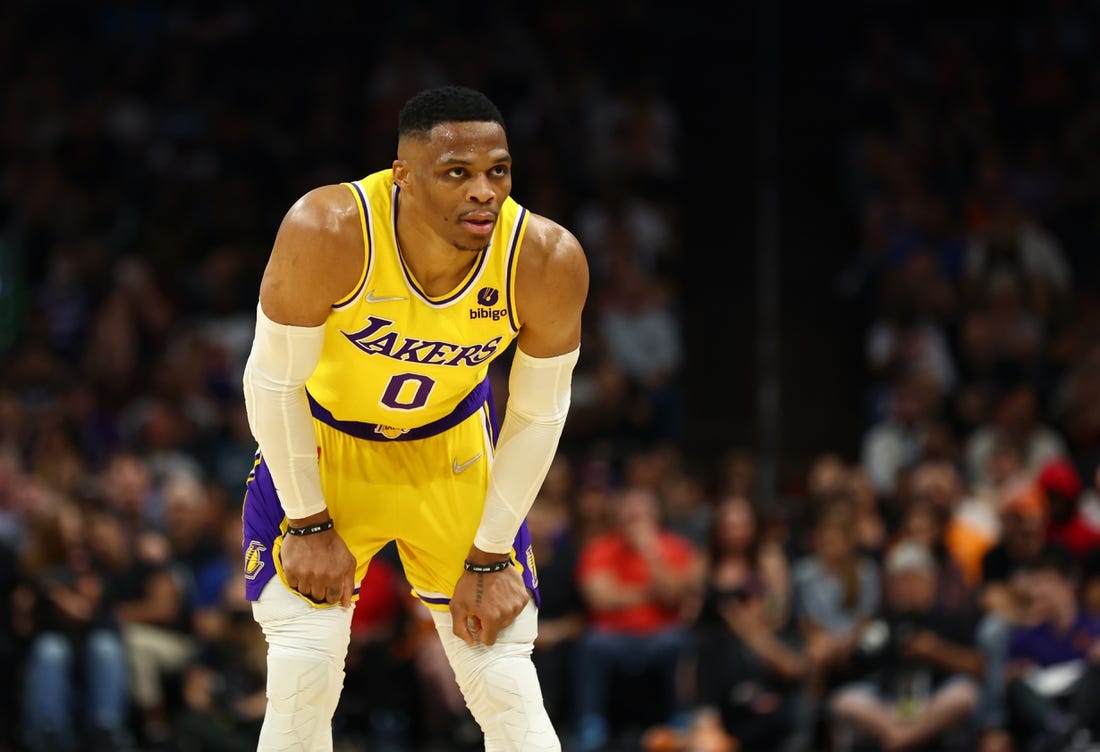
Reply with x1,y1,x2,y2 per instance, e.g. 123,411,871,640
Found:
253,578,354,752
259,651,344,751
431,600,560,752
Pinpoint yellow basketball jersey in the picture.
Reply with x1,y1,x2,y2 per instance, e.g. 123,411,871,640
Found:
306,169,527,432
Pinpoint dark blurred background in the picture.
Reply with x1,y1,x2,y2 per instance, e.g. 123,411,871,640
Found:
3,1,1100,751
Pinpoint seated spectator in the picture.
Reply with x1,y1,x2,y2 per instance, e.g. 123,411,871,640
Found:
860,373,938,500
1035,457,1100,565
572,485,704,752
908,459,998,591
963,382,1068,492
975,478,1074,747
16,501,131,752
792,497,882,748
172,577,266,752
86,505,197,749
848,467,889,560
691,494,806,752
830,541,983,751
895,497,975,616
1001,549,1100,751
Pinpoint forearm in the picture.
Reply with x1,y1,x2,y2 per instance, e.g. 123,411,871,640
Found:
473,347,579,554
47,586,94,623
242,302,328,520
116,599,178,626
741,628,809,681
581,578,651,611
646,561,693,606
928,640,985,677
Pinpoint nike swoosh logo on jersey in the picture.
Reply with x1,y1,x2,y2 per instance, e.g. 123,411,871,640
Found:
365,290,408,303
452,453,483,474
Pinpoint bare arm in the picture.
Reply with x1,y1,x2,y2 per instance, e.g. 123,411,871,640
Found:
580,573,654,612
722,598,808,681
641,544,705,608
902,630,985,677
258,184,364,326
512,214,590,358
116,570,183,626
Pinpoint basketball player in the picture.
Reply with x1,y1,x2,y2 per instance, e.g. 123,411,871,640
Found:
239,85,588,751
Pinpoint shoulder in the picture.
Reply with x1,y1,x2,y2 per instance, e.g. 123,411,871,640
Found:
280,184,361,241
519,212,586,266
510,211,589,353
516,213,589,297
261,183,365,318
791,556,819,583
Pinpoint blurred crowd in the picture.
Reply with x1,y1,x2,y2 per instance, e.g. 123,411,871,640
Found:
2,2,1100,752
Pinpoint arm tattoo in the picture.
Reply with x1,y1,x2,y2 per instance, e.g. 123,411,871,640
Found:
476,572,484,606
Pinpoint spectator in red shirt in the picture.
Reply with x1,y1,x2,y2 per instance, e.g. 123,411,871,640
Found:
571,484,704,751
1036,457,1100,565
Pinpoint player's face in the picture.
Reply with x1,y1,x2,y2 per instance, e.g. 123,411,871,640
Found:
397,121,512,252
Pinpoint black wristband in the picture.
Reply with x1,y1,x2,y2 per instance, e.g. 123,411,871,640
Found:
463,558,513,574
286,519,334,536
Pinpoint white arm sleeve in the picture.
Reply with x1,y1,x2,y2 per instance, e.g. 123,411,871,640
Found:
241,302,328,520
473,346,580,554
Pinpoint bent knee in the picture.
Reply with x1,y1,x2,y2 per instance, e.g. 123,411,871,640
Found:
262,652,344,744
830,686,879,717
465,656,559,751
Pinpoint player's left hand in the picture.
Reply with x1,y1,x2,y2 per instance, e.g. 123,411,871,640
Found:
450,549,529,647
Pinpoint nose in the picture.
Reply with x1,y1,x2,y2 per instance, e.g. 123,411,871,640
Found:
466,173,495,203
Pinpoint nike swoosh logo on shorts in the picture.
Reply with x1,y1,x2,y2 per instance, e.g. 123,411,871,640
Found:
366,289,408,303
452,453,483,474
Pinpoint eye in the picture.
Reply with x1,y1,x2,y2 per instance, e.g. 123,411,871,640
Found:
447,167,467,179
490,165,509,177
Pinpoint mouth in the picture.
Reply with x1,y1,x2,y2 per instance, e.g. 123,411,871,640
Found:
460,212,497,236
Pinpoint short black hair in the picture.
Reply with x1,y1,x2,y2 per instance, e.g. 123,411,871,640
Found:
397,85,504,140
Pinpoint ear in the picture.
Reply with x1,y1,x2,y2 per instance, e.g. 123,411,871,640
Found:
392,159,409,189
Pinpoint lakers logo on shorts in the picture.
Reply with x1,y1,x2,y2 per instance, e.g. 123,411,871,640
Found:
374,424,410,439
244,540,267,580
525,544,538,589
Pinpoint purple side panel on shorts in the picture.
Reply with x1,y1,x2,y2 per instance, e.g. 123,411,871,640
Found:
513,521,541,609
241,457,282,601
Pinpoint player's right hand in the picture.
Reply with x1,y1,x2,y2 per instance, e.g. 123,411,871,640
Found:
280,525,356,607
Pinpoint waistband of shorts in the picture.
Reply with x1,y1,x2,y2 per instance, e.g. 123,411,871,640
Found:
306,377,490,441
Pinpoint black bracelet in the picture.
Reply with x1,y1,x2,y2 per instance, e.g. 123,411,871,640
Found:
286,519,335,536
463,558,513,574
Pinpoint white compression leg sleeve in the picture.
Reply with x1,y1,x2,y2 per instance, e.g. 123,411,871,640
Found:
252,577,354,752
429,599,560,752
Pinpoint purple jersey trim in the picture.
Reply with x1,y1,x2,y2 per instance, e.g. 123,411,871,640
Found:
504,206,525,332
332,181,372,310
306,377,490,441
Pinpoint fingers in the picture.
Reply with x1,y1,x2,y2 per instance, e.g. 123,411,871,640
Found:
451,604,476,646
479,618,500,646
341,567,354,608
284,575,347,606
